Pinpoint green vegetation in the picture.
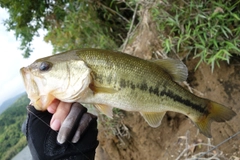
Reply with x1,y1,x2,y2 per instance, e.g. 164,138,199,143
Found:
0,0,239,69
151,0,240,71
0,94,29,160
0,0,136,56
0,0,65,57
44,1,118,53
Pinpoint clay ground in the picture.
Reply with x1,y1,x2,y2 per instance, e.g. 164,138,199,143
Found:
94,5,240,160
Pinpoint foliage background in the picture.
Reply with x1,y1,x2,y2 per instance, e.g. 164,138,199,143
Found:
0,94,29,160
0,0,239,70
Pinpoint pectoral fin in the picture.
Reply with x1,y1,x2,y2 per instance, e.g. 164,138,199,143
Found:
151,58,188,82
140,111,166,128
35,94,55,111
95,104,113,118
90,81,117,94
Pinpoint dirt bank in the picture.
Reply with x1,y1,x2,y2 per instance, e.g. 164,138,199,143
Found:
94,4,240,159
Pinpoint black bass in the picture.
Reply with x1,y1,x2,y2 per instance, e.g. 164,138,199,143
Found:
20,48,236,137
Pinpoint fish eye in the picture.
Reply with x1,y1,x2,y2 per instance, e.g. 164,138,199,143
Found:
39,61,52,71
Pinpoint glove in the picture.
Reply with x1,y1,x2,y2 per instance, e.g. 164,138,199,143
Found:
23,103,98,160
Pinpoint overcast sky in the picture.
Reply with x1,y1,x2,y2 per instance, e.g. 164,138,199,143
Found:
0,8,53,105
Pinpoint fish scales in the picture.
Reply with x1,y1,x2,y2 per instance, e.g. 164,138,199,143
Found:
78,49,208,116
20,48,236,138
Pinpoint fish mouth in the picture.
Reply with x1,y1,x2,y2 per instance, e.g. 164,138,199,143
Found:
20,67,55,110
20,67,41,108
20,67,30,90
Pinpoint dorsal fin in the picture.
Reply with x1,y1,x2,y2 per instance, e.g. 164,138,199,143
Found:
151,58,188,82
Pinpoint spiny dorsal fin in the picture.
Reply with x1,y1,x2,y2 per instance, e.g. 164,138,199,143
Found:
95,104,113,118
151,58,188,82
140,111,166,128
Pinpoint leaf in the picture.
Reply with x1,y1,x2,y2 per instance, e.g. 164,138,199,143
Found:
231,13,240,20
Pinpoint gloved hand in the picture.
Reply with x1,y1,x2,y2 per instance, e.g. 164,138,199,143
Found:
23,103,98,160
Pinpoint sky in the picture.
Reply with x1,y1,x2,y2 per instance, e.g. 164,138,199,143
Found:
0,8,53,105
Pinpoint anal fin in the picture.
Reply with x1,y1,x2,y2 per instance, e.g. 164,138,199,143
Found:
140,111,166,128
95,104,113,118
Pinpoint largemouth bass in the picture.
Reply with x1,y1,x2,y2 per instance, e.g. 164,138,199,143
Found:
20,48,236,137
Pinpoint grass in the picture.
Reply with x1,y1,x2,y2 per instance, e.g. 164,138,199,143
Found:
151,0,240,71
43,0,240,71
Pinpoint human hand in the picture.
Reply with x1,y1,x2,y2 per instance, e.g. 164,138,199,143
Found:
24,102,98,160
47,100,95,144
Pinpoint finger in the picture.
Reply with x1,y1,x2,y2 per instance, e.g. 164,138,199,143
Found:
71,113,92,143
57,103,87,144
47,99,60,114
50,102,71,131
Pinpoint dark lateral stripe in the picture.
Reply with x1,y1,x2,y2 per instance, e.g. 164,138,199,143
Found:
163,90,205,113
119,78,205,113
150,87,205,113
120,79,136,90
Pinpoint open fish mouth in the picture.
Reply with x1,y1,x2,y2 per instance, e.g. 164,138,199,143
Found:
20,67,40,106
20,67,59,110
20,67,30,91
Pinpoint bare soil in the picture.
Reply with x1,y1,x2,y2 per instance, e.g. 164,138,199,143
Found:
94,5,240,160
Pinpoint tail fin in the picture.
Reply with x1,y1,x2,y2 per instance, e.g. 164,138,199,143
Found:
194,101,236,138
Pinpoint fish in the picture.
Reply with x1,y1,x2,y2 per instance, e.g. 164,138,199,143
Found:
20,48,236,138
